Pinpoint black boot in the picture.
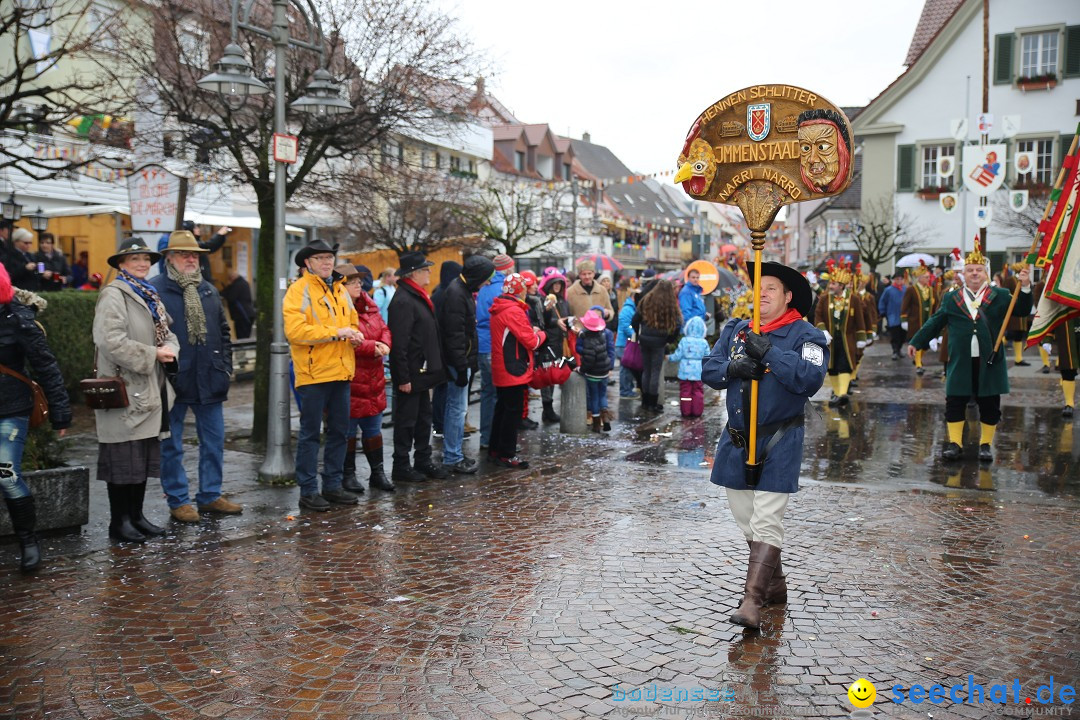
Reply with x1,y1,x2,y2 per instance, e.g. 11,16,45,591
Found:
107,483,146,544
129,482,165,537
341,437,365,493
363,436,395,491
4,496,41,572
542,401,560,424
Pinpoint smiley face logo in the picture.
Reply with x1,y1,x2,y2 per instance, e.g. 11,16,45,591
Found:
847,678,876,708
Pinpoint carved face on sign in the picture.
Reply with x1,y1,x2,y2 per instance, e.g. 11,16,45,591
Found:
796,109,851,194
674,137,718,196
798,123,840,191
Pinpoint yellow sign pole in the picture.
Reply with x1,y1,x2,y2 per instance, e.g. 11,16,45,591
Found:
747,235,765,465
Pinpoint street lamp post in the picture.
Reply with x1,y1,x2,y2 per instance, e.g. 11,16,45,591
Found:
198,0,351,484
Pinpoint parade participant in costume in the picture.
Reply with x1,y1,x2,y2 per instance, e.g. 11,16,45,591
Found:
813,259,866,406
1053,319,1078,418
901,261,935,375
851,268,876,382
702,261,827,630
1000,263,1033,367
908,240,1031,462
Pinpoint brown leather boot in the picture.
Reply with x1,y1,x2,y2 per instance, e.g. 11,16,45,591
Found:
731,541,781,629
592,415,603,432
747,539,787,605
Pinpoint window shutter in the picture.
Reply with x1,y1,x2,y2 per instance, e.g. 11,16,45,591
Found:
897,145,916,192
1065,25,1080,78
1059,134,1076,170
993,33,1014,85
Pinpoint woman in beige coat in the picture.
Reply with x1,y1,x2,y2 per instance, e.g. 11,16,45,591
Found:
93,239,179,543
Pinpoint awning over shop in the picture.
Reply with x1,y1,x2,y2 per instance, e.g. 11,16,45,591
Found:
41,205,304,233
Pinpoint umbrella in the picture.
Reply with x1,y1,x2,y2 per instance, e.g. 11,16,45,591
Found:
896,252,937,268
716,267,742,290
575,253,624,273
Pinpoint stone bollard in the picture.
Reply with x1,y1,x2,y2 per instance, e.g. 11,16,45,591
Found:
559,370,588,434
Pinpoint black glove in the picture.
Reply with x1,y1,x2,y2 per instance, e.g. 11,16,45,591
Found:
454,367,469,387
743,331,772,360
728,354,764,381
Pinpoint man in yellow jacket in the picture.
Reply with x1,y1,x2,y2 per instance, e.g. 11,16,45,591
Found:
284,240,362,511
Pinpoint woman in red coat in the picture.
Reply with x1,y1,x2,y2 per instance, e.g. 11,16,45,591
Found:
489,273,546,469
339,265,395,492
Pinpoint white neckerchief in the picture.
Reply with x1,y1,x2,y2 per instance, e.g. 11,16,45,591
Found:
963,281,988,356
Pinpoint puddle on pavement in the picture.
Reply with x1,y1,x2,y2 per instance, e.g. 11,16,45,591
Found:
622,397,1079,498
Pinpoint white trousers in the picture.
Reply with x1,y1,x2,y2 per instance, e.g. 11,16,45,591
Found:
725,488,790,548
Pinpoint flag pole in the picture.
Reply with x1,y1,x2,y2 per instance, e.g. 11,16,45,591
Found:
990,133,1079,361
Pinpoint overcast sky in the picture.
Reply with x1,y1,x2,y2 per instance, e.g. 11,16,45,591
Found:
446,0,926,176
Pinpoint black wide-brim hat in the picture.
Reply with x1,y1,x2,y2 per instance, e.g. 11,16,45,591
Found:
108,238,162,268
294,239,340,267
746,261,813,318
396,250,434,277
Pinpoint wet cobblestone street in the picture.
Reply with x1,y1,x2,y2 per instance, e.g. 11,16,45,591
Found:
1,344,1077,719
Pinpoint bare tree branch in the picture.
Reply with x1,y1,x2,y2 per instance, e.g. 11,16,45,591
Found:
850,195,925,274
455,178,575,257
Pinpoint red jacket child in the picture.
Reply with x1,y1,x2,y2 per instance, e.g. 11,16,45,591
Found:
490,291,546,387
350,290,392,418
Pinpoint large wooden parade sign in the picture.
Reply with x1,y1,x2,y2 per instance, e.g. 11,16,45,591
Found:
675,84,855,481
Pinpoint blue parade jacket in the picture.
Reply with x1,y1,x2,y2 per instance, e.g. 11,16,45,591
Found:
702,317,828,493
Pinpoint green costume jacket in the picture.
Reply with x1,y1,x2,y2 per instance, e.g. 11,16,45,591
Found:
910,285,1032,397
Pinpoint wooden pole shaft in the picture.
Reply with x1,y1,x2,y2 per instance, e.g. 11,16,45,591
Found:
991,133,1080,355
747,231,765,465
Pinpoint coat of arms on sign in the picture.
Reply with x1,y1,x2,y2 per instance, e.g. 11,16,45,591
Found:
747,104,770,142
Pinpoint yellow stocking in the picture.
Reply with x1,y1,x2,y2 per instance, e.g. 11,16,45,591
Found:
837,419,850,440
914,350,923,369
837,373,852,397
947,421,964,446
828,374,839,396
1013,341,1024,364
980,423,996,445
1039,346,1050,367
1063,379,1076,408
1060,424,1073,454
978,470,994,491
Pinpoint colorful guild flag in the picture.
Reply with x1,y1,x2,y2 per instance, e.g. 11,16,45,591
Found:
1027,125,1080,346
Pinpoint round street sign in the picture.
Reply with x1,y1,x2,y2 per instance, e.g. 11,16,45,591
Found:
686,260,720,294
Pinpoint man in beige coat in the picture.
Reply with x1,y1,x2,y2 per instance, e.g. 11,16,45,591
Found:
566,261,614,321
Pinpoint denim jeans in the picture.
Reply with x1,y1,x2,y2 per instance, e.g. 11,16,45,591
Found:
442,367,471,465
431,382,447,433
585,378,608,415
348,414,382,441
479,353,495,446
0,416,31,500
295,381,350,496
160,401,226,508
616,346,636,396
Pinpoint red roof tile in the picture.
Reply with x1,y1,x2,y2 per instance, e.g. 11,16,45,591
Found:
904,0,965,66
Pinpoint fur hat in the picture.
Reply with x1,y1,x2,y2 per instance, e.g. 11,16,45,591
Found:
11,227,34,244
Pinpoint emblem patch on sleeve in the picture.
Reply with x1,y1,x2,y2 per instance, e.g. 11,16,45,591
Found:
801,342,824,366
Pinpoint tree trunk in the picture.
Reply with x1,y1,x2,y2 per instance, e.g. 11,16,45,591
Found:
252,193,278,445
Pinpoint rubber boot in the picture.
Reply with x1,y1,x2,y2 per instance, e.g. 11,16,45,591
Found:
730,541,781,629
4,496,41,572
362,436,394,491
129,482,165,537
748,539,786,605
107,483,146,544
541,401,561,424
341,437,365,493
